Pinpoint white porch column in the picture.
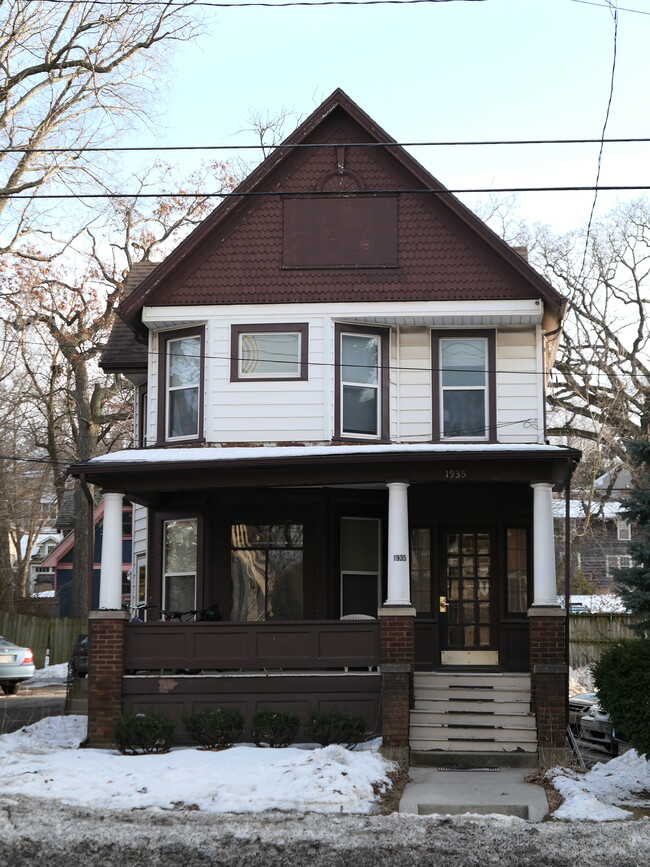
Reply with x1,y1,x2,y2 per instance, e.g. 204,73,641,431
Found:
531,482,560,607
384,482,412,607
99,492,124,610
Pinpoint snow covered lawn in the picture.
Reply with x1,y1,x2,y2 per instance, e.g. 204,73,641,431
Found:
549,750,650,821
0,715,395,814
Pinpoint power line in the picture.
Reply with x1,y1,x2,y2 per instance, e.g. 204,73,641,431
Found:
6,136,650,153
7,184,650,200
32,0,487,8
568,0,650,15
581,0,619,274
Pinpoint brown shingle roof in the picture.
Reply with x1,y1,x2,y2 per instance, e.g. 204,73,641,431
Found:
119,90,565,329
101,262,157,375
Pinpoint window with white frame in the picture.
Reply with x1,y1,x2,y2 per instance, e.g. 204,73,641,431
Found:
163,519,197,613
335,324,388,439
617,519,631,541
340,517,380,617
606,554,632,576
160,329,203,442
231,324,308,381
432,331,496,442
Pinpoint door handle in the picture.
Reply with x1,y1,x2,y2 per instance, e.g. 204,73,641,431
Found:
439,596,447,613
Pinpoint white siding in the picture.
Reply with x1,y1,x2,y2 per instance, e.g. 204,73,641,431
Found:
132,504,148,557
143,303,546,447
496,329,543,443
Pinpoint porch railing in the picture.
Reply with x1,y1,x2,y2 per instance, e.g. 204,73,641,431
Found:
124,619,380,672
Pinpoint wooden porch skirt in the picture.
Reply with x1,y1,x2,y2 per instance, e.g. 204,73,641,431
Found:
124,620,381,671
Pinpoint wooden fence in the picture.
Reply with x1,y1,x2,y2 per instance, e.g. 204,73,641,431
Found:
0,612,86,669
569,613,643,669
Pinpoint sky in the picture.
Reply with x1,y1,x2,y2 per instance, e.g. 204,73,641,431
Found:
123,0,650,234
3,664,649,822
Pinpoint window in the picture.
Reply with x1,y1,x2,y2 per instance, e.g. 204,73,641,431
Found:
410,528,431,614
335,324,389,440
617,519,631,541
506,528,528,613
159,328,204,442
432,331,496,442
163,519,197,612
230,324,308,381
340,518,380,617
606,555,632,577
231,523,303,621
138,386,148,448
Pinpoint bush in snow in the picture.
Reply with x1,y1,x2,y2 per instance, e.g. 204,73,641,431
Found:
592,638,650,757
303,710,367,749
113,710,175,755
183,708,244,750
251,709,300,748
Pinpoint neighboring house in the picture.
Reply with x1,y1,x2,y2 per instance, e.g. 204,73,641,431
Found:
70,90,580,764
41,502,133,616
553,500,635,594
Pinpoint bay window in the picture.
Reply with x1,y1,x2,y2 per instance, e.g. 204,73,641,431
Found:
159,327,204,443
335,323,389,440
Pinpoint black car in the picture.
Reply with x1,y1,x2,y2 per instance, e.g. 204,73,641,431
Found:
69,634,88,677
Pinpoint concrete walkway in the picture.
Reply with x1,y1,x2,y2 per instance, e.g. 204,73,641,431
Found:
399,767,549,822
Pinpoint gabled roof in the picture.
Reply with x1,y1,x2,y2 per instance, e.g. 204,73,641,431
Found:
118,89,565,335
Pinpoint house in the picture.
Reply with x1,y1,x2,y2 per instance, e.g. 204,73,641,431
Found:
553,499,634,595
70,90,580,764
40,501,133,616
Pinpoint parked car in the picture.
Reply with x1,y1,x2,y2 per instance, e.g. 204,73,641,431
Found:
568,692,599,731
69,634,88,678
579,703,629,755
0,635,35,695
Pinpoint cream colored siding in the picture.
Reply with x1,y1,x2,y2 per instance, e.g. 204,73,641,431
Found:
132,504,148,557
496,329,542,443
396,328,431,442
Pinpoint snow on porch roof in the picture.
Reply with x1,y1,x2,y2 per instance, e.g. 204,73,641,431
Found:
82,443,577,468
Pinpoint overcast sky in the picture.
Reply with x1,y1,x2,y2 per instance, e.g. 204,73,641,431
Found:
128,0,650,234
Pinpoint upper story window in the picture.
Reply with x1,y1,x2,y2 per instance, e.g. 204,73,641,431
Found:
617,518,631,541
432,331,496,442
335,323,389,440
230,324,308,382
158,327,204,443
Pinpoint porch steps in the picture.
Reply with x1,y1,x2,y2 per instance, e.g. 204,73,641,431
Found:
410,672,538,765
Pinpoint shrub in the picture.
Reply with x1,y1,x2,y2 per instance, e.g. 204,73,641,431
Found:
303,709,367,749
113,710,175,755
592,638,650,757
183,708,244,750
251,709,300,748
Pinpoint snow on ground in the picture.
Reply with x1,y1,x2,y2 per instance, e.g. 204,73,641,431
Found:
569,666,594,695
0,715,394,814
549,750,650,821
20,662,68,688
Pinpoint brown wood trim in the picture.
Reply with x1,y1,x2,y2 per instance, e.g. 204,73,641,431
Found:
124,620,380,670
334,322,390,441
230,322,309,382
431,329,497,444
156,326,205,445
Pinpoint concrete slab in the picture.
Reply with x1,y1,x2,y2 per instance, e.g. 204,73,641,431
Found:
399,767,549,822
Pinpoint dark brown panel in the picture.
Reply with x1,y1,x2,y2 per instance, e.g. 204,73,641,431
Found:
283,196,398,267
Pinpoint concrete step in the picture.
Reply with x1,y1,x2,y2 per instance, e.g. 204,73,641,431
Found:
411,710,537,728
414,673,531,689
414,687,532,702
410,737,538,753
410,751,539,768
414,698,531,714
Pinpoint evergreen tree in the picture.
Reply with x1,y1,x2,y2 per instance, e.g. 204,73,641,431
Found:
615,440,650,632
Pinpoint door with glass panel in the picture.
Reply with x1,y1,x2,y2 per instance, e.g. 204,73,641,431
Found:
440,530,497,663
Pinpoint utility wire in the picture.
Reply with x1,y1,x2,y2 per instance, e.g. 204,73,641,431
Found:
5,136,650,153
581,0,619,274
7,184,650,199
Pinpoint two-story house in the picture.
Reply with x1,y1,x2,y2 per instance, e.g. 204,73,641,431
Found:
71,90,580,765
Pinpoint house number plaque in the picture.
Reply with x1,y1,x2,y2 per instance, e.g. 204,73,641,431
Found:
445,469,467,480
393,554,407,561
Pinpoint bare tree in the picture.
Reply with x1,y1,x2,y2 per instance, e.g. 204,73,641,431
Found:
0,0,202,252
518,201,650,486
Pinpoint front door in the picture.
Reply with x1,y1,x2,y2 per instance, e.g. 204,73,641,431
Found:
440,530,498,665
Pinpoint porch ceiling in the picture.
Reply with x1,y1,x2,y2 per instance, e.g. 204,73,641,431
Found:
70,444,580,502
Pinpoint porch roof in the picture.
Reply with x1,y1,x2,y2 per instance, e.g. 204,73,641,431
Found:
70,443,580,501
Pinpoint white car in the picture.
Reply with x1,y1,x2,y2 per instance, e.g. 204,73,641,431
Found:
0,635,35,695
